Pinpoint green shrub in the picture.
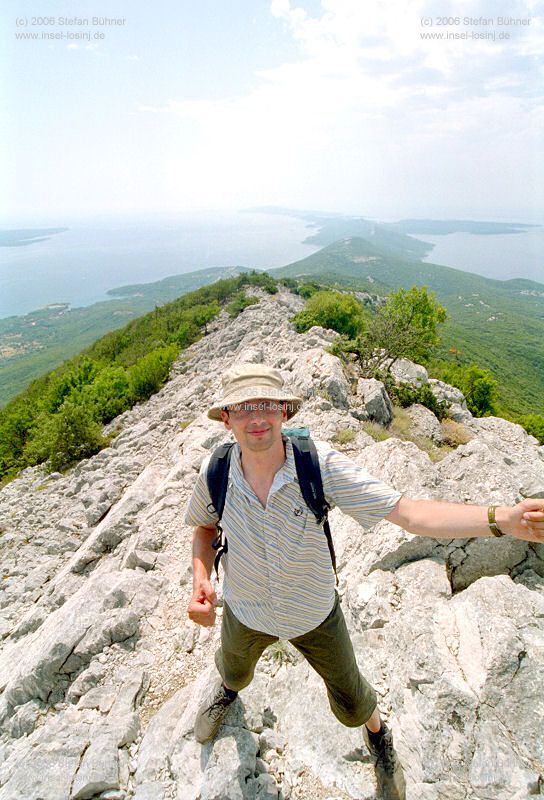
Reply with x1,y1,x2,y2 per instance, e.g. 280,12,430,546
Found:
44,357,101,413
172,320,200,348
292,291,366,337
225,292,260,318
245,271,278,294
387,382,450,421
296,282,322,299
128,345,178,402
518,414,544,445
24,400,107,472
172,302,220,347
0,399,37,477
83,366,132,423
191,302,220,327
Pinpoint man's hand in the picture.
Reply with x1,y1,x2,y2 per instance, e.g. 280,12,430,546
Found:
504,498,544,543
187,580,217,627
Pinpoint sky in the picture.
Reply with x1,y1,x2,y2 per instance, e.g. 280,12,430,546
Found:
2,0,543,223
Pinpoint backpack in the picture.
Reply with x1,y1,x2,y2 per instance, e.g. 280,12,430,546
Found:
205,429,338,586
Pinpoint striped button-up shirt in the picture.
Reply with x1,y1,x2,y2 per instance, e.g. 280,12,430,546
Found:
184,435,402,639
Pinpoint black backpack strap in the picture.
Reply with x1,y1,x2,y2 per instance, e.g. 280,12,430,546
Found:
206,442,235,578
290,434,338,586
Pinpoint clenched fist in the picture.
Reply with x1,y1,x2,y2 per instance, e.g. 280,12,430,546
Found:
187,579,217,627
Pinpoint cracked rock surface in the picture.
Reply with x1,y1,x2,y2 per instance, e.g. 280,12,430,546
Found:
0,289,543,800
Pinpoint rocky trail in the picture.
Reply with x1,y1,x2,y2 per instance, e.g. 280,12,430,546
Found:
0,289,543,800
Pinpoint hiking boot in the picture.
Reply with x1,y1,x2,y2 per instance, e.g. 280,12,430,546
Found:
363,723,406,800
194,678,238,743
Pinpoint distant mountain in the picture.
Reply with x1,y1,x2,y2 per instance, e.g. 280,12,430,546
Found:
387,219,539,235
248,205,538,245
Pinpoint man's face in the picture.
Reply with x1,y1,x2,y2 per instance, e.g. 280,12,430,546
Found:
220,398,287,452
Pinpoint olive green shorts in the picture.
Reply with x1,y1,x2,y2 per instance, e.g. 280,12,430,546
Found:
214,591,377,728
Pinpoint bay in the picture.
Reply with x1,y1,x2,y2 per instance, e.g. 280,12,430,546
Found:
0,211,319,319
415,229,544,283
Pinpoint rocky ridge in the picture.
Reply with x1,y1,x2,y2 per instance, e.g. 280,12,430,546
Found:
0,288,543,800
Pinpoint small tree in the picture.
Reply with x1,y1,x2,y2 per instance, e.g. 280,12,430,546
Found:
357,287,447,374
292,291,366,338
438,363,498,417
462,366,499,417
0,400,37,478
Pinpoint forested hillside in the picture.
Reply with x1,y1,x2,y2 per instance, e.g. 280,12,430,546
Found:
272,237,544,416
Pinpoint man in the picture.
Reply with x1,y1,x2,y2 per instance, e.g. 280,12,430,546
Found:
184,365,544,800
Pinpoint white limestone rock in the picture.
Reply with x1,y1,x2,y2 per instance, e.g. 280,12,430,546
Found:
5,699,41,739
71,732,120,799
405,403,443,444
428,378,466,407
0,571,162,726
290,349,351,410
356,378,393,425
390,359,428,387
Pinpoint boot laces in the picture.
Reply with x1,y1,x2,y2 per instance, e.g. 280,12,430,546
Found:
375,732,396,772
205,688,234,722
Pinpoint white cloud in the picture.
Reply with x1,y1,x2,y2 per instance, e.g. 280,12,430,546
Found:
94,0,544,215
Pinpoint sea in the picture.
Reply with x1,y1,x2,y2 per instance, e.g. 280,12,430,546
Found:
1,211,543,320
415,228,544,284
0,211,320,320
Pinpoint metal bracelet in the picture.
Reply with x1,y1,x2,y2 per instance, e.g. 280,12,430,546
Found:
488,505,506,537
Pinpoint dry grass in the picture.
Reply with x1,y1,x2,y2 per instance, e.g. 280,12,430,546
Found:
360,421,390,442
412,434,453,463
440,418,473,447
358,406,471,462
388,406,412,437
178,419,194,431
333,428,356,445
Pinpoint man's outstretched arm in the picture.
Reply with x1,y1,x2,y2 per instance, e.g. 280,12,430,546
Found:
386,496,544,544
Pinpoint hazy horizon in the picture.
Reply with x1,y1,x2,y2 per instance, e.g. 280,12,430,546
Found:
3,0,542,222
2,207,543,229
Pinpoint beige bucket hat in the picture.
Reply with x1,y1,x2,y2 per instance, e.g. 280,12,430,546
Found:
207,364,303,421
